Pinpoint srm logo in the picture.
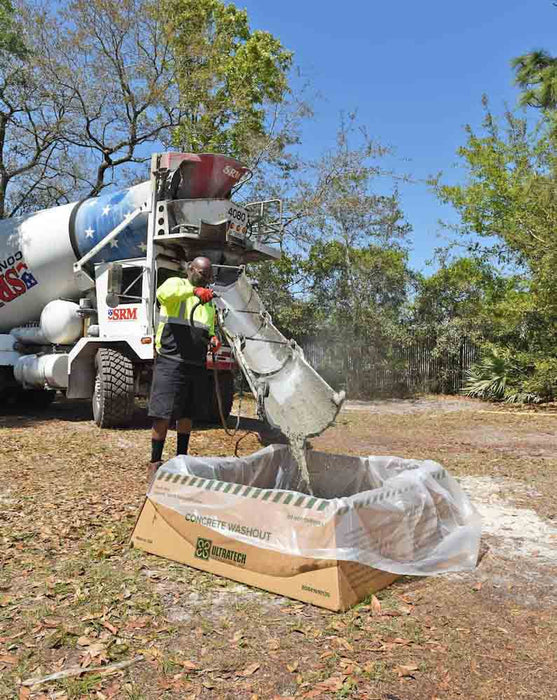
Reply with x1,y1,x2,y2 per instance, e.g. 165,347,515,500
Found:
107,307,137,321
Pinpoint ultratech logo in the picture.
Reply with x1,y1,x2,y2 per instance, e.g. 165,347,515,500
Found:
107,307,137,321
194,537,246,566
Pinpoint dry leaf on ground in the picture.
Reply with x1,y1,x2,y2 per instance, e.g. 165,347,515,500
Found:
395,663,419,677
237,662,260,677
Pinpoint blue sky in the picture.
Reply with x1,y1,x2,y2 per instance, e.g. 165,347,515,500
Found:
240,0,556,271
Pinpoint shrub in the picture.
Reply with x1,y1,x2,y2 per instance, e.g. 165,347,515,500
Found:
461,346,541,403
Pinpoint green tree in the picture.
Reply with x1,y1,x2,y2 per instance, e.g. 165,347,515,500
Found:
306,240,412,342
284,114,411,251
432,99,557,400
0,0,70,218
27,0,188,198
0,0,296,215
411,257,523,348
160,0,293,163
298,240,414,395
0,0,26,58
433,101,557,352
251,254,319,341
512,49,557,110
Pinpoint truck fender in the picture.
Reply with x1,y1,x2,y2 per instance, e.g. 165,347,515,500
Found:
67,337,153,398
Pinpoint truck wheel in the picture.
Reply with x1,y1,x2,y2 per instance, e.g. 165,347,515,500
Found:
92,349,135,428
205,371,234,424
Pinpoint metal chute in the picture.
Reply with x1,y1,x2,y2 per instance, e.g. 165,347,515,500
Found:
215,271,345,440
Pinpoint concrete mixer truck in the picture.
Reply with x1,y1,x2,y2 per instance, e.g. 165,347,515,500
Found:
0,152,282,426
0,151,344,436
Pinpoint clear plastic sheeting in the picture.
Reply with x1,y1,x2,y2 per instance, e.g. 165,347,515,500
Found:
150,445,481,576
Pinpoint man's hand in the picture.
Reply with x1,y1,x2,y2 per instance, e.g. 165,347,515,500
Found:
209,336,221,353
194,287,214,304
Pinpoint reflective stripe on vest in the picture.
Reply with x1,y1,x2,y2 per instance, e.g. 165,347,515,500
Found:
154,277,215,353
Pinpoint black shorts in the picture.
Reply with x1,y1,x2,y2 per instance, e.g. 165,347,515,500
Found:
148,356,209,421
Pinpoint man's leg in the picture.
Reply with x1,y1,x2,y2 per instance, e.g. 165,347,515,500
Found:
149,418,170,482
176,417,192,455
152,418,170,459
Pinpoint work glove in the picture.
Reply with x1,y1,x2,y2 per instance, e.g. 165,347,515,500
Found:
194,287,214,304
209,336,221,353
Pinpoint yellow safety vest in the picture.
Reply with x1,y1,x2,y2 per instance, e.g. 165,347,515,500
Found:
155,277,215,364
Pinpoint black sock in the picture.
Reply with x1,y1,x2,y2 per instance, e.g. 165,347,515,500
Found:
177,433,190,456
151,439,164,463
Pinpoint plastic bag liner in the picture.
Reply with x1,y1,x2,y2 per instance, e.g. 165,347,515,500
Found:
150,445,481,576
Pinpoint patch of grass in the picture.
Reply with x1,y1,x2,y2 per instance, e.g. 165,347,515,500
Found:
336,676,359,697
60,674,103,698
362,660,388,681
122,684,147,700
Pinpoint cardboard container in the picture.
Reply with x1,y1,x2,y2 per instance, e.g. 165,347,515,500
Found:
132,470,399,611
131,445,481,611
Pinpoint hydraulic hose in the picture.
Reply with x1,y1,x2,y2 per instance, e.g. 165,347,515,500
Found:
189,296,242,438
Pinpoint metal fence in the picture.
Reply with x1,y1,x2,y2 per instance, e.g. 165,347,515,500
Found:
301,337,480,399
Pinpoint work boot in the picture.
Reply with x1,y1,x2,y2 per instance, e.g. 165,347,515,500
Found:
147,460,163,485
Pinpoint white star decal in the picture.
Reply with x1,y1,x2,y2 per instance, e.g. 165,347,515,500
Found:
85,228,95,238
109,238,119,248
102,205,111,216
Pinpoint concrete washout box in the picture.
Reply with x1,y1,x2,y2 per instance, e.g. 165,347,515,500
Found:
131,445,480,612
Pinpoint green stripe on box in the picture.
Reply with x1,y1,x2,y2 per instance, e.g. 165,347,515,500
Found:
165,474,337,512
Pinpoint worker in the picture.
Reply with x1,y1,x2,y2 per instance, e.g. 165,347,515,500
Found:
147,256,221,482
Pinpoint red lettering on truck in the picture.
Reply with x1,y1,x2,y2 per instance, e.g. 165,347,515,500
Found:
5,268,26,295
0,252,39,308
107,307,138,321
0,274,16,303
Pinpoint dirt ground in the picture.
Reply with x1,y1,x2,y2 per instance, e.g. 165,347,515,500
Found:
1,394,556,699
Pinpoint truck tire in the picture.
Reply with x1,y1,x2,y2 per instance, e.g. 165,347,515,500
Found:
205,370,234,424
92,348,135,428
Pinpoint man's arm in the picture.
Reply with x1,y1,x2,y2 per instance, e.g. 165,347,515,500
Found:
156,278,193,304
